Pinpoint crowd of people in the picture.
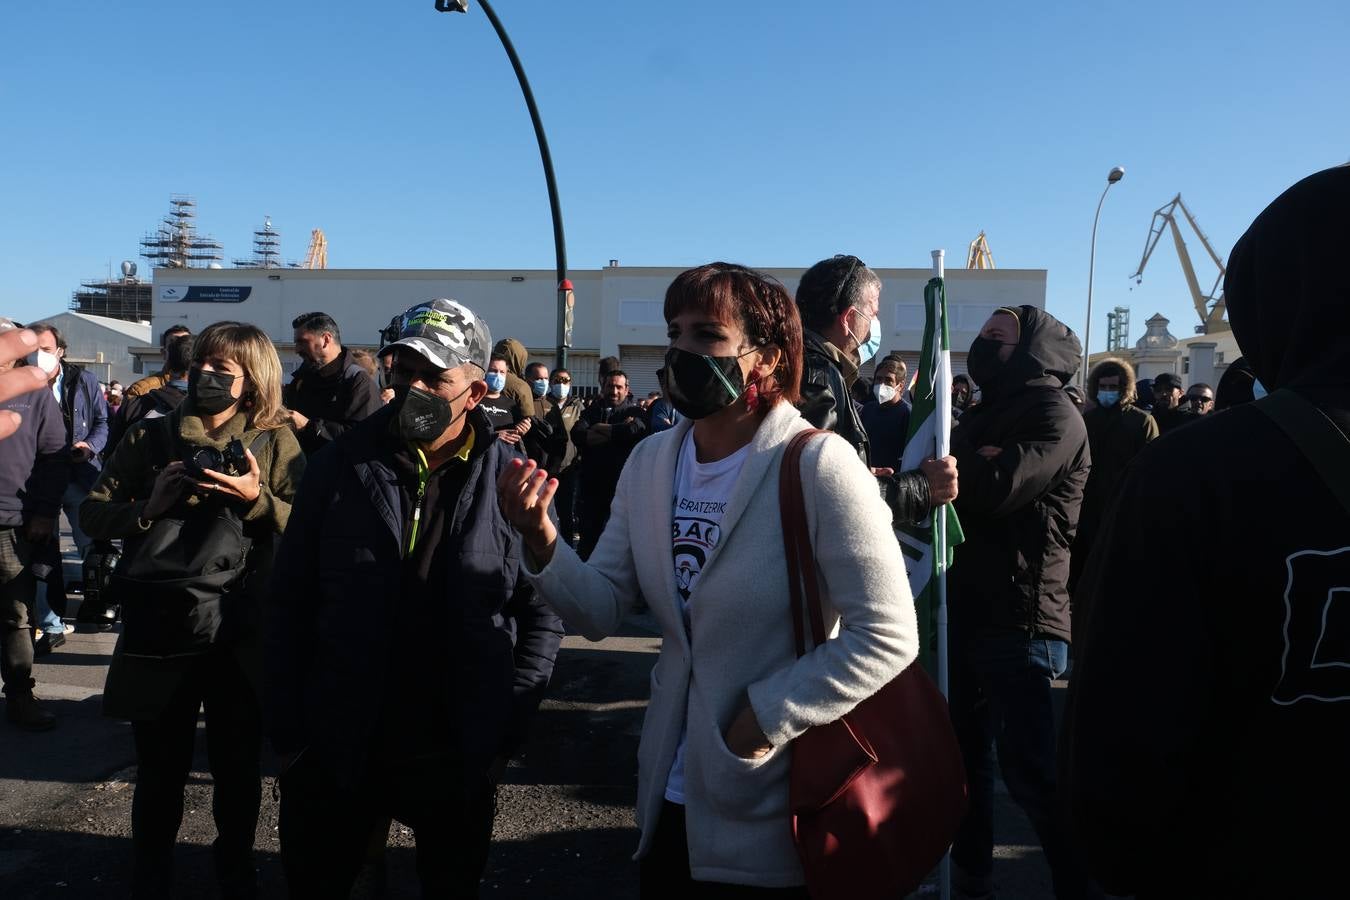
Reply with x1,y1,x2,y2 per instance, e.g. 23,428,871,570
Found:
0,165,1345,898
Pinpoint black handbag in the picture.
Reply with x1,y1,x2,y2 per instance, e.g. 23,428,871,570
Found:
110,419,270,658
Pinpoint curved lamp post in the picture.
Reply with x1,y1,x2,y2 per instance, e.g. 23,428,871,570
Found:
436,0,573,369
1083,165,1125,386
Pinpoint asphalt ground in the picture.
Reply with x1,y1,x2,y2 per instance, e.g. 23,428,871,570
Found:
0,531,1058,898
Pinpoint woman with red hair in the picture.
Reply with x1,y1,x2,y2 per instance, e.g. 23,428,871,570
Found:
500,262,918,895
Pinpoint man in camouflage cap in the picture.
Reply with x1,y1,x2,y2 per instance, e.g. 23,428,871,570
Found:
266,298,564,896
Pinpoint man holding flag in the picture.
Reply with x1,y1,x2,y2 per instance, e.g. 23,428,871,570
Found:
945,305,1096,899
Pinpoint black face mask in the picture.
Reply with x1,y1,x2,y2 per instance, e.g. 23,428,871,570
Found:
659,347,751,420
393,385,470,444
966,337,1012,392
189,368,240,416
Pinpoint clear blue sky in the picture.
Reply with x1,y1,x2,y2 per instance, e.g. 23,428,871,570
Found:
2,0,1346,352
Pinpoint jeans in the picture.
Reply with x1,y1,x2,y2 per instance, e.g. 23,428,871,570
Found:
0,527,37,696
130,650,262,899
949,633,1097,899
33,482,94,634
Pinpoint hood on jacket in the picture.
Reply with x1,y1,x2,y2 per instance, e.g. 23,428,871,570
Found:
1226,165,1350,392
1086,356,1139,405
979,305,1082,400
493,337,529,378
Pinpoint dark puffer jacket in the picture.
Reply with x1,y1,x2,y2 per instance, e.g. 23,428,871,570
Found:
799,328,931,524
949,306,1089,643
282,347,381,456
265,406,563,786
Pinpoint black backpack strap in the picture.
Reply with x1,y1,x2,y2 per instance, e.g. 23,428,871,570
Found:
1254,389,1350,518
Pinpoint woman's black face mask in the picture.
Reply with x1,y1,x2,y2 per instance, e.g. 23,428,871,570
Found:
188,368,240,416
659,346,756,420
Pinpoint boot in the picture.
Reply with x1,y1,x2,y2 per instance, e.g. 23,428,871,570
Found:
5,693,57,731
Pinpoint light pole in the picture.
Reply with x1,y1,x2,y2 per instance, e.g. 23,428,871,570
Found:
1083,165,1125,386
435,0,573,370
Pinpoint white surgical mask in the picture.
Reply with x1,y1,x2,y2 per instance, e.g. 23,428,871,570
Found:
873,383,898,405
549,382,570,401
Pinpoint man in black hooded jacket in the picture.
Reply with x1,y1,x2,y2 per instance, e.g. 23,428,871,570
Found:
1062,166,1350,898
946,305,1094,899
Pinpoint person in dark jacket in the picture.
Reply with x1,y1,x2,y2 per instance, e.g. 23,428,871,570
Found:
859,353,912,473
31,324,107,644
283,311,381,456
1063,166,1350,899
537,367,583,546
266,299,563,898
946,305,1094,899
1069,357,1157,594
1215,355,1259,410
1149,371,1197,434
124,324,192,400
795,255,957,524
107,332,193,456
571,369,647,559
0,340,67,731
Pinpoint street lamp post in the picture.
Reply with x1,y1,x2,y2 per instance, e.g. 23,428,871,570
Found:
1083,165,1126,386
435,0,573,370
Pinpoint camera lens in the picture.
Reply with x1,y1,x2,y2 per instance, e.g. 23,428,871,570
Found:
191,446,224,474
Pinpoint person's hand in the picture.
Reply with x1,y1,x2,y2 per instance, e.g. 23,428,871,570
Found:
143,461,193,520
499,429,523,445
870,467,896,478
71,442,95,464
0,329,53,442
288,409,309,431
22,514,57,545
200,449,262,504
921,456,959,505
380,388,395,405
725,705,772,760
515,418,532,436
976,445,1002,460
497,458,559,564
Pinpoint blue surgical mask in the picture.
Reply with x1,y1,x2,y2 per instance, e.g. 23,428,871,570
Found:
853,312,882,365
485,372,507,393
1096,389,1121,408
549,382,570,401
531,378,548,398
1252,378,1268,400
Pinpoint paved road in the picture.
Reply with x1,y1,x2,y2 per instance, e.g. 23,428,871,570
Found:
2,602,1056,899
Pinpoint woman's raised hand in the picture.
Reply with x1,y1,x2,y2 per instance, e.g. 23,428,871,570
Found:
497,458,559,564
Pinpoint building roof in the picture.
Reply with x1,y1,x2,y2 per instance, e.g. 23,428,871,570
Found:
32,311,153,345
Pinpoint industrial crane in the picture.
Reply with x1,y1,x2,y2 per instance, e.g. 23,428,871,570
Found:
302,229,328,269
1130,194,1228,334
966,231,995,269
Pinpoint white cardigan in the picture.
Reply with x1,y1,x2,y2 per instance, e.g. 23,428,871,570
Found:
525,401,918,887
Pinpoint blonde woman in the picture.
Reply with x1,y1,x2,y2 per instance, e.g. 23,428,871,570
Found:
82,321,305,899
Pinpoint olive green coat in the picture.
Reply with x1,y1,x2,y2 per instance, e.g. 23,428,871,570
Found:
80,401,305,720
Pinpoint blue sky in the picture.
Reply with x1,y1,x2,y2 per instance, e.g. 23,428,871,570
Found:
2,0,1346,352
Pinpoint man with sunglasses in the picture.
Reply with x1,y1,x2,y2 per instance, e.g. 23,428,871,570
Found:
795,254,958,525
284,311,382,456
1184,382,1215,416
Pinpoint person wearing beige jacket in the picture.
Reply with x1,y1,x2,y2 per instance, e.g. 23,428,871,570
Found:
500,263,919,894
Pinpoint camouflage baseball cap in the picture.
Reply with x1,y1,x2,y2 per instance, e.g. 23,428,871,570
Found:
378,298,492,372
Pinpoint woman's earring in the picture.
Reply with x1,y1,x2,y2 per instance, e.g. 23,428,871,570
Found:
744,381,760,414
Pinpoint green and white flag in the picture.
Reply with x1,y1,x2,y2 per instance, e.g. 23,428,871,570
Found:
898,276,964,682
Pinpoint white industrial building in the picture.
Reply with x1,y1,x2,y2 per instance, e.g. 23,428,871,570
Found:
139,263,1048,395
29,311,152,386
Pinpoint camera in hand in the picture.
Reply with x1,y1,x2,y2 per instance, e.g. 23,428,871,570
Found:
183,437,250,480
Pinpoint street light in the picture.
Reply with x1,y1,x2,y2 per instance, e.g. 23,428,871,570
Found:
435,0,573,370
1083,165,1125,386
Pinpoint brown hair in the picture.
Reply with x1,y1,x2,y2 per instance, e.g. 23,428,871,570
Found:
662,263,803,407
349,348,377,377
192,321,289,430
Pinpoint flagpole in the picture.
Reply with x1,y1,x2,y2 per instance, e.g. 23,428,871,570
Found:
932,249,952,900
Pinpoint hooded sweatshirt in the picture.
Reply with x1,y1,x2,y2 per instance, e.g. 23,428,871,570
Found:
492,338,536,421
1062,166,1350,898
948,305,1089,643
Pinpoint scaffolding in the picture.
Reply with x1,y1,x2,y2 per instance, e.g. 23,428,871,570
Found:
140,195,224,269
234,216,283,268
1106,306,1131,352
70,261,152,323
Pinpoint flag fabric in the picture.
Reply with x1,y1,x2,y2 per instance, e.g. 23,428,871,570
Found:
898,277,964,676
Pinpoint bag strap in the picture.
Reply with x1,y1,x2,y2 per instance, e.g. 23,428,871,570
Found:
1253,389,1350,518
780,429,830,659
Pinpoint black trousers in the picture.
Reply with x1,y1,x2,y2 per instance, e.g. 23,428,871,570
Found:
639,801,811,898
130,649,262,899
0,526,36,697
279,751,497,899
